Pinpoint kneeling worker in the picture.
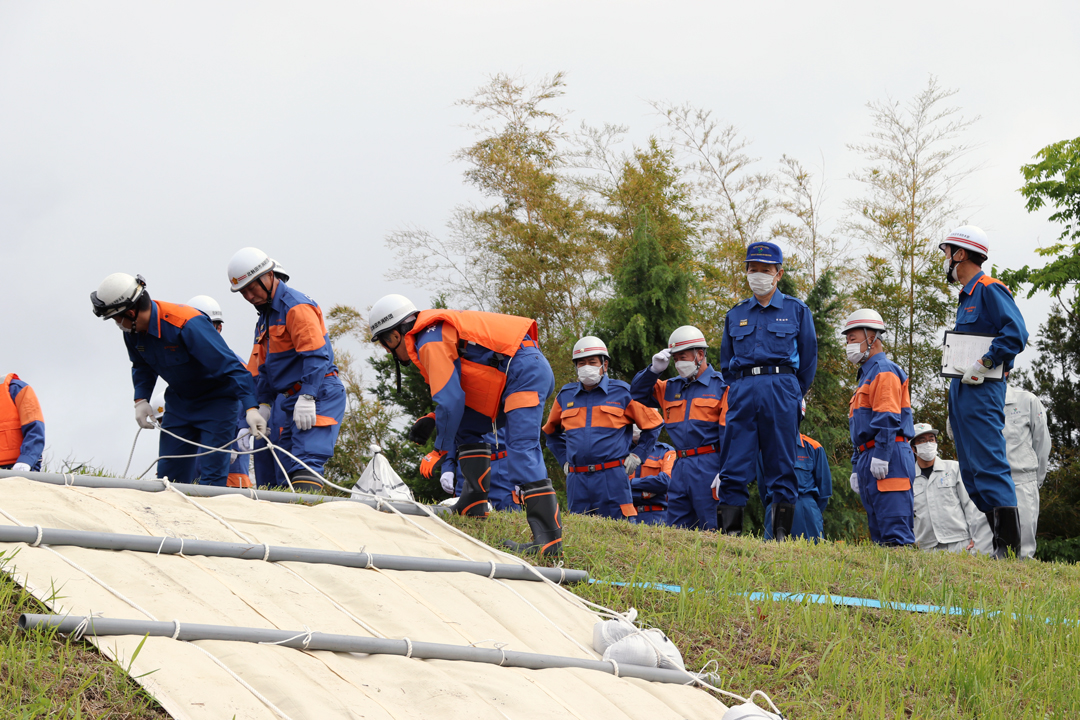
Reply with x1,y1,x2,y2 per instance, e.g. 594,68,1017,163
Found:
0,373,45,474
369,294,560,555
629,425,675,525
544,337,663,519
92,273,265,485
844,308,916,546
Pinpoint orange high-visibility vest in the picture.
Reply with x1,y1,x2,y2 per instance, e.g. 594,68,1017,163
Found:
0,374,25,465
406,309,539,420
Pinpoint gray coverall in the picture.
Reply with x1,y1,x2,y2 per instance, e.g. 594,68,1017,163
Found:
913,458,990,553
1003,385,1051,559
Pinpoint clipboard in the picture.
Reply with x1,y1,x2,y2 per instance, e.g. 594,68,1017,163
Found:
940,330,1004,381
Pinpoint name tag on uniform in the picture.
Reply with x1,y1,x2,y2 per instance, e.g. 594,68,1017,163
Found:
566,402,574,407
674,394,681,399
739,320,748,326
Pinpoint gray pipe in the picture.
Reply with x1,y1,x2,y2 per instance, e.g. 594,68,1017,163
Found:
0,468,449,517
21,614,695,686
0,525,585,584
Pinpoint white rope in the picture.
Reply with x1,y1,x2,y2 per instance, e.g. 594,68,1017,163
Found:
359,546,374,569
70,612,102,642
403,637,413,658
487,560,497,579
261,544,271,562
609,659,620,678
63,474,75,487
30,525,43,547
187,642,296,720
122,426,142,477
170,619,181,640
259,626,313,651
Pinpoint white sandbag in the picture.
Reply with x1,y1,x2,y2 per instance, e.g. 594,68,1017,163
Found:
602,628,685,671
721,702,782,720
592,608,638,653
351,446,414,502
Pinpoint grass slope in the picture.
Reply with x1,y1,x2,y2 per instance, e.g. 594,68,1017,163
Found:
3,510,1078,718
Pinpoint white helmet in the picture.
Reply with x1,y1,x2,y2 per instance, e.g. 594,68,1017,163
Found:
911,423,939,442
186,295,224,324
842,309,887,336
227,247,276,292
369,294,419,341
572,336,609,362
91,273,147,320
940,225,989,257
668,325,707,353
271,259,290,283
149,390,167,420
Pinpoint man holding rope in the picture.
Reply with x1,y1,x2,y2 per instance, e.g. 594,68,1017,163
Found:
91,273,265,486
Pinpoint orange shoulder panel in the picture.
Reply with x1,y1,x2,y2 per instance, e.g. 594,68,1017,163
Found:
14,385,44,425
286,303,328,353
157,301,202,330
626,400,663,431
866,371,902,415
976,275,1013,295
800,434,822,450
412,309,536,357
412,321,460,394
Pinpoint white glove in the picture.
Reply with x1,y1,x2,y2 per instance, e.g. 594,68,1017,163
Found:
650,348,672,374
563,462,570,475
870,457,890,480
710,473,722,491
293,394,317,432
134,400,156,429
955,361,990,386
233,428,252,462
440,471,456,494
624,454,642,476
849,472,859,493
11,462,30,473
246,407,268,438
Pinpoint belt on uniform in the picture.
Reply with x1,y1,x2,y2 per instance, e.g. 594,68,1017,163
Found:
491,450,507,461
857,436,907,453
733,365,796,379
569,458,624,473
282,371,338,397
675,444,718,459
636,504,665,513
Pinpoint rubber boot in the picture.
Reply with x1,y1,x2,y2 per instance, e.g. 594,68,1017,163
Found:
450,443,491,517
717,505,744,536
984,511,999,555
288,469,324,493
991,506,1022,559
772,502,796,542
503,480,562,557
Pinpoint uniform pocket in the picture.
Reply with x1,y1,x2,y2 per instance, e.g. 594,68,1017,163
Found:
663,399,686,424
560,406,586,430
689,397,721,422
594,404,628,429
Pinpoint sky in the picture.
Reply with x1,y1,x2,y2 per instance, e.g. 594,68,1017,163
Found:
1,1,1077,476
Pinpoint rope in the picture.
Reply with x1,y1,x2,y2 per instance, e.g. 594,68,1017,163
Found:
487,560,497,579
403,637,413,658
259,626,313,651
261,544,271,562
171,619,181,640
122,426,142,477
609,659,620,678
30,525,43,547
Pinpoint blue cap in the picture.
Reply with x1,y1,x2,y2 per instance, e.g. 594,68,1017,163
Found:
746,242,783,265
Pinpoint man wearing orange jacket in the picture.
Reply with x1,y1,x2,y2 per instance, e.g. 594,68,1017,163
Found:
369,294,559,556
0,373,45,473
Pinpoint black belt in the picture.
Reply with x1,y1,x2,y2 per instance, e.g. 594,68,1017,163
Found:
733,365,796,379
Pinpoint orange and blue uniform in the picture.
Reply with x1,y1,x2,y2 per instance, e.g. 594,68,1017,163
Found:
850,352,916,545
757,434,832,540
252,281,346,482
125,301,257,485
241,342,288,487
406,310,555,490
948,271,1028,511
630,441,675,526
0,374,45,471
544,375,663,519
630,364,728,530
717,291,817,509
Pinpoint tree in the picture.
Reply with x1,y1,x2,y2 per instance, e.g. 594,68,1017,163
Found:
846,76,977,411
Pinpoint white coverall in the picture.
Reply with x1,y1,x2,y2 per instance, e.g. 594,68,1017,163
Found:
913,457,990,553
1003,385,1051,559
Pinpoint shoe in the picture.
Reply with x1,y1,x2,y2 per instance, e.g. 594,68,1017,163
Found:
717,504,743,536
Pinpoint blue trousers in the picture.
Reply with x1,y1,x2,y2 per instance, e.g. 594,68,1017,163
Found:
566,466,634,519
633,508,668,526
667,453,720,530
456,346,555,490
158,394,240,485
856,443,915,546
949,380,1016,511
252,397,288,487
718,374,800,507
763,496,824,541
275,376,347,481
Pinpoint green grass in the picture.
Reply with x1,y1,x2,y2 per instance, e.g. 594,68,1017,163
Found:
454,511,1080,719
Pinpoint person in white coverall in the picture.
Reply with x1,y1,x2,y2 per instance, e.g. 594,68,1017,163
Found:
1003,385,1051,559
911,423,990,553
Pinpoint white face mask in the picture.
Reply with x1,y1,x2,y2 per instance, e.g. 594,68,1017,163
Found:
577,364,603,386
915,442,938,462
942,255,958,283
675,360,699,379
845,342,868,365
747,272,776,297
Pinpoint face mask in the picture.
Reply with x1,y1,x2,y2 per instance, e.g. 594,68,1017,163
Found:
915,442,938,462
675,360,699,379
747,272,775,297
942,250,962,283
845,342,868,365
577,365,603,386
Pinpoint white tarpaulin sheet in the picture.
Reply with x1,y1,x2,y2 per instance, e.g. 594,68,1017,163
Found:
0,477,727,719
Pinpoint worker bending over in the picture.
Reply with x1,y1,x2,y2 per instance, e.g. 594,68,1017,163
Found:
544,337,663,519
369,294,559,555
92,273,264,486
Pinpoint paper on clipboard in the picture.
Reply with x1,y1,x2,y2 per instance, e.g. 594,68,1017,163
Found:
940,331,1004,381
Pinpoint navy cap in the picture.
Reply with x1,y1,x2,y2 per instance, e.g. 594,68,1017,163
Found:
746,242,783,264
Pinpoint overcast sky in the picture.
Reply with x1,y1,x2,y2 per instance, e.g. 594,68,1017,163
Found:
1,1,1076,476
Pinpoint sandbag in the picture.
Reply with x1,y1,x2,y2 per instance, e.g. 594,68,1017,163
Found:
351,446,414,502
602,628,685,671
721,702,782,720
592,609,638,653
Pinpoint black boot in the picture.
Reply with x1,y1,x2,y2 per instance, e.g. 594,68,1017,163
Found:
503,480,563,557
288,469,324,493
772,503,796,541
984,511,999,555
991,506,1022,559
450,443,491,517
717,505,744,536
